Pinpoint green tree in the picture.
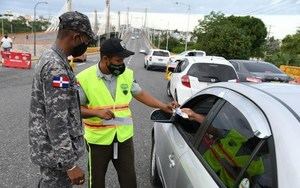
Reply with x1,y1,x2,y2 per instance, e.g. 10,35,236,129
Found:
265,36,280,55
193,11,267,59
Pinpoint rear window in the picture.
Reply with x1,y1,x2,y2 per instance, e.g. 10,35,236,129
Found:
152,51,169,57
187,51,205,56
243,62,282,74
188,63,237,82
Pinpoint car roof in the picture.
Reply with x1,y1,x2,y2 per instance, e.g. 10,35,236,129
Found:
182,50,206,53
229,59,273,65
186,56,234,67
150,49,170,53
204,82,300,187
251,83,300,116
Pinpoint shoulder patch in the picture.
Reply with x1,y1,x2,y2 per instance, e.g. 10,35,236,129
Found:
52,75,70,88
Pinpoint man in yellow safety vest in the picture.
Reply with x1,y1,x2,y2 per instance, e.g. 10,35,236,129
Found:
76,38,177,188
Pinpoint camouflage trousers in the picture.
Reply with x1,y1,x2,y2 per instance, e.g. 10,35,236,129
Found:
38,166,72,188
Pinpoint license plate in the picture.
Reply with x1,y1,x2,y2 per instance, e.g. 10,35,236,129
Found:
158,59,163,61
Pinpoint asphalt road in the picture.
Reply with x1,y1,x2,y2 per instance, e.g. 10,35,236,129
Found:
0,34,171,187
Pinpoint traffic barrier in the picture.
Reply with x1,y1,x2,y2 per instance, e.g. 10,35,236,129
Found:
280,65,300,80
86,47,100,54
1,51,32,69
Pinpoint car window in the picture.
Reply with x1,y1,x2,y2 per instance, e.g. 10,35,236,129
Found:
175,95,219,141
243,62,282,74
187,52,205,56
198,102,275,188
188,63,237,82
174,60,188,73
152,51,169,57
230,61,240,71
180,60,189,71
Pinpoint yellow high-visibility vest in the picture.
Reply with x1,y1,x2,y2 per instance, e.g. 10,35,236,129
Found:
76,65,134,145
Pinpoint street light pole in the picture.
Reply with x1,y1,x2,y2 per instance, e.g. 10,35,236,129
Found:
175,1,191,51
1,18,3,36
33,1,48,57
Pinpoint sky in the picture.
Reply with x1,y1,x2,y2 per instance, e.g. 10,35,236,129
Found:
1,0,300,39
1,0,300,16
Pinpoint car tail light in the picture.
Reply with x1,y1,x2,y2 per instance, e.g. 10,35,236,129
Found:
181,75,191,88
246,77,262,83
149,56,152,61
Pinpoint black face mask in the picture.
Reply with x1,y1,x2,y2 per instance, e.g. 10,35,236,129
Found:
108,62,126,76
70,42,88,57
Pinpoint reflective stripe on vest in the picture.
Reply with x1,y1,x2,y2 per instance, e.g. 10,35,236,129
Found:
83,117,133,127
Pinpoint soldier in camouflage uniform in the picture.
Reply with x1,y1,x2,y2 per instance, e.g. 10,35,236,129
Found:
28,11,96,187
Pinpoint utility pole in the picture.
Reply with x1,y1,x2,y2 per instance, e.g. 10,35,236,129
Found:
93,10,99,34
34,1,48,56
158,32,161,49
1,16,4,36
166,22,170,50
126,7,129,29
185,5,191,51
118,11,121,33
66,0,72,12
166,31,169,50
144,8,148,28
175,1,190,51
105,0,111,39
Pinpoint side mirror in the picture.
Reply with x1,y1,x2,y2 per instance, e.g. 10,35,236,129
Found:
150,109,174,123
139,49,146,55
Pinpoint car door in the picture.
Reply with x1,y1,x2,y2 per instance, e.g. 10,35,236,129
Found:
155,94,222,188
178,88,276,188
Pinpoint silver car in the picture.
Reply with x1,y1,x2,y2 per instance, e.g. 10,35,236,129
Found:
150,83,300,188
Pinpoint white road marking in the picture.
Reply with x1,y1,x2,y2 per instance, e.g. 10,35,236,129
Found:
77,63,86,66
127,56,134,65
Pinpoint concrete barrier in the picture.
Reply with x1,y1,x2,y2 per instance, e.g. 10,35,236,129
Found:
280,65,300,80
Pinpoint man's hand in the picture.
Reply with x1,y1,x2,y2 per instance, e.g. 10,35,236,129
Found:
96,109,115,120
160,101,179,113
181,108,206,123
67,166,85,185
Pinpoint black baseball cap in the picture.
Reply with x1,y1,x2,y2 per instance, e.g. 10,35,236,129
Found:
100,38,134,58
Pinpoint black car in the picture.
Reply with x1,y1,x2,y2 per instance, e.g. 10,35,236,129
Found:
229,60,292,83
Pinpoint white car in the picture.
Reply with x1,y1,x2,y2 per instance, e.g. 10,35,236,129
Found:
168,56,238,105
144,49,171,70
151,82,300,188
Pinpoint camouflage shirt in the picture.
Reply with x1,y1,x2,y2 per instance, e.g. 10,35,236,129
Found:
29,44,84,170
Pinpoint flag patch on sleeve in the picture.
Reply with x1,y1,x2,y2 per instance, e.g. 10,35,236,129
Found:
52,75,70,88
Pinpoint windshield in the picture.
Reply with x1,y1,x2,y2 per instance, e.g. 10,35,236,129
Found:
152,51,169,57
188,63,237,82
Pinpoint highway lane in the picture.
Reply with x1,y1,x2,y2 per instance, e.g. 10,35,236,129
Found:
0,35,171,187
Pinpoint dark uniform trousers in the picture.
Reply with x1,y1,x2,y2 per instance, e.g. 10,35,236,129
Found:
87,137,137,188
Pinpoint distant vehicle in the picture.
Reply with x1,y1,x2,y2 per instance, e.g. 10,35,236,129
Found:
229,60,292,83
144,49,171,70
131,36,136,40
166,50,207,79
168,56,238,105
151,82,300,188
170,50,206,62
68,53,87,62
